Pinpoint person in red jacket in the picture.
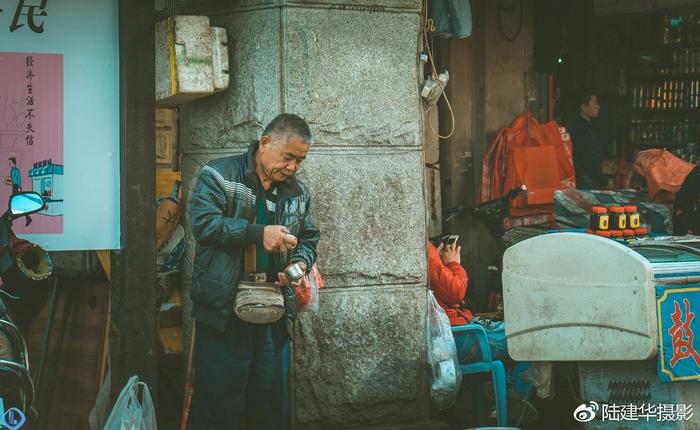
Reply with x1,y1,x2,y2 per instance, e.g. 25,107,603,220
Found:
428,241,473,326
428,240,538,426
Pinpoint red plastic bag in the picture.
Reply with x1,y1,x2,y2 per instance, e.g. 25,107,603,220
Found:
633,149,696,203
480,112,575,217
296,264,323,312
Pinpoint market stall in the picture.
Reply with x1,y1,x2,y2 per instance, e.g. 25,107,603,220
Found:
503,232,700,429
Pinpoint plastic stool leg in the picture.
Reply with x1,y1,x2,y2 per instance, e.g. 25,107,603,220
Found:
511,361,534,400
491,360,508,426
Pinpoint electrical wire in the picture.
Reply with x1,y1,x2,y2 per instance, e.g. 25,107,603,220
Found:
422,0,455,139
567,374,583,404
0,290,19,300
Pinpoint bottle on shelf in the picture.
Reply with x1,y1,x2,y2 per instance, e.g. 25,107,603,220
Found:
628,118,700,147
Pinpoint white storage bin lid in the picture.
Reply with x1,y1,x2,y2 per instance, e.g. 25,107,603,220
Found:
503,233,656,361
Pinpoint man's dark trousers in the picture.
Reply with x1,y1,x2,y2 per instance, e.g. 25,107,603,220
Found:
189,316,290,429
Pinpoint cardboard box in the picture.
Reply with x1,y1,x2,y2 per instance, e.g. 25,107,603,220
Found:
156,108,178,168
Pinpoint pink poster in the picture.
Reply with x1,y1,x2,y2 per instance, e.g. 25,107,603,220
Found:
0,52,63,234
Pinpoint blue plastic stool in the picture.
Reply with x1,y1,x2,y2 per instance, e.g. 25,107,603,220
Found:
452,324,508,427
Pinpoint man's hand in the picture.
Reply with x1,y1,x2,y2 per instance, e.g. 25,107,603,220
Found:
263,225,298,253
276,262,307,288
440,243,461,265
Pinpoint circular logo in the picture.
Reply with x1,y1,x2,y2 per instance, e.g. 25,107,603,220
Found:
573,401,599,423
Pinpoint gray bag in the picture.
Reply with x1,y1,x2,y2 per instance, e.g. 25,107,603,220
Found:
234,280,285,324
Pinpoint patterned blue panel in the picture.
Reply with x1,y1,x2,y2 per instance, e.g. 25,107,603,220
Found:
656,284,700,382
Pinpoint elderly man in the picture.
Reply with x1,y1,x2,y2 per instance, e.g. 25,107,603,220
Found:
188,113,320,429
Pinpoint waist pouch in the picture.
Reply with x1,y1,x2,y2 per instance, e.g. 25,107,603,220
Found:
234,280,285,324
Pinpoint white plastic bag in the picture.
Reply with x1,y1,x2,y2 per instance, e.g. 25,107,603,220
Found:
296,264,322,312
89,369,111,430
103,375,157,430
427,290,462,410
521,361,555,400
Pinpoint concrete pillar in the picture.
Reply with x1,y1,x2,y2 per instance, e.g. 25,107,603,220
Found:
484,0,538,135
437,0,541,310
179,1,435,428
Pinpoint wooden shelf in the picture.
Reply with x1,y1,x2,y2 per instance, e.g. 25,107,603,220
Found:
636,46,700,56
630,72,700,80
629,108,700,116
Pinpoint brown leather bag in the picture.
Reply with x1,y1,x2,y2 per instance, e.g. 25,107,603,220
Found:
234,280,285,324
233,243,285,324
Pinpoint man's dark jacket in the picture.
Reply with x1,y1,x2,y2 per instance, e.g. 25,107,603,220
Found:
568,115,607,190
189,141,320,334
673,166,700,236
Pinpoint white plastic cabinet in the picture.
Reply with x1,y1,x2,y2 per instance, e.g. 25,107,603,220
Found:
503,233,658,361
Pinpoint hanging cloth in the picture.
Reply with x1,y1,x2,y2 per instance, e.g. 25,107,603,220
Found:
429,0,472,39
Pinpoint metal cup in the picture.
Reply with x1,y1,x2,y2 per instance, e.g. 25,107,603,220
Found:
284,263,305,283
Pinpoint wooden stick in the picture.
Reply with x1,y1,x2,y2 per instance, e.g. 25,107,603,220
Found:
179,323,196,430
98,284,111,392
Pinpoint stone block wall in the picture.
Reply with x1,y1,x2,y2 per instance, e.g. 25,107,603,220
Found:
179,1,432,428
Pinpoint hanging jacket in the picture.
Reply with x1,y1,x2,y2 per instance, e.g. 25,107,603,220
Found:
428,243,473,326
189,141,320,334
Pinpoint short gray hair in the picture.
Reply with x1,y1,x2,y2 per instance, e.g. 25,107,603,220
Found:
262,113,312,145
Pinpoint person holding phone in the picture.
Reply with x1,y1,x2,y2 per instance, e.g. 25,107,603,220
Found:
427,237,537,426
428,236,472,325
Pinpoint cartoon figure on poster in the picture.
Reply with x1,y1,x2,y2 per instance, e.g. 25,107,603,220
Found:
5,156,31,226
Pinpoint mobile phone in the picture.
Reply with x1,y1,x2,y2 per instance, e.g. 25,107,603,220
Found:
446,235,459,246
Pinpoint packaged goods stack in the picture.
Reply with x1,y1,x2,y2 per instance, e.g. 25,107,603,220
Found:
586,204,649,242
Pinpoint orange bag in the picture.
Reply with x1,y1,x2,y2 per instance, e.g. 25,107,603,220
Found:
633,149,696,203
295,264,324,312
480,112,575,217
511,145,560,206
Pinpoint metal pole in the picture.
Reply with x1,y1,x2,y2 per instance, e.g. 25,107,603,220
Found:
111,0,157,403
31,275,59,403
